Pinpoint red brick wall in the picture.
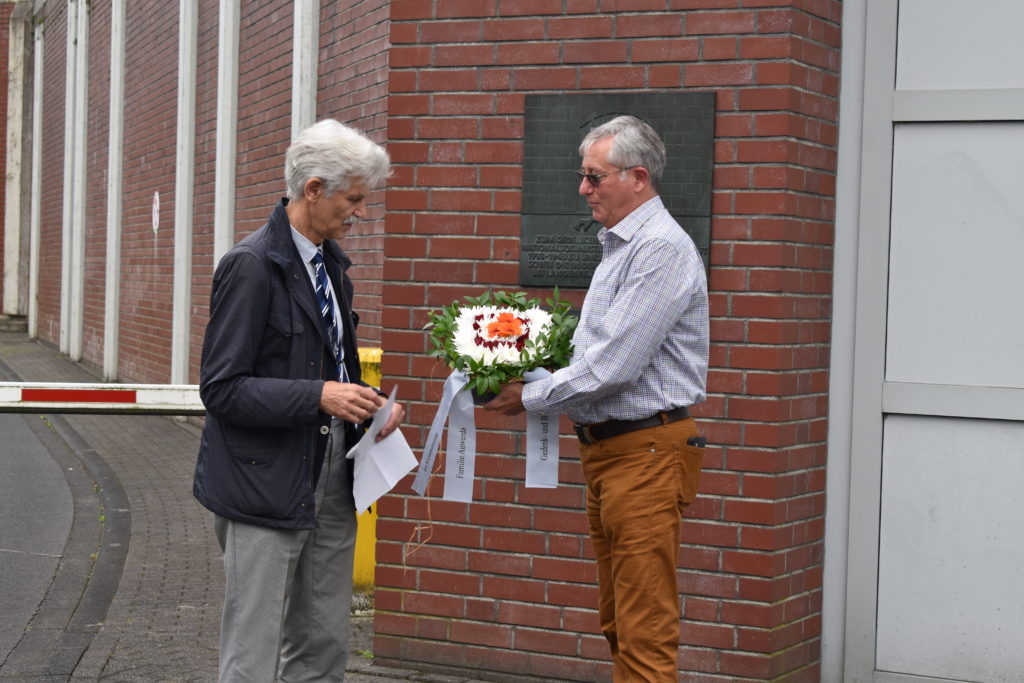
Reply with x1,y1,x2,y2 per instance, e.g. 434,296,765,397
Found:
29,1,389,384
188,0,391,382
117,0,182,382
37,2,68,343
376,2,840,680
234,1,293,230
82,0,111,365
319,0,391,347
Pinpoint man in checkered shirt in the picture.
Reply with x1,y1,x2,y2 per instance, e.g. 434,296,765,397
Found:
486,115,709,682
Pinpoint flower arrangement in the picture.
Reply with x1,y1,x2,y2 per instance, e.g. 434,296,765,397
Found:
426,290,579,401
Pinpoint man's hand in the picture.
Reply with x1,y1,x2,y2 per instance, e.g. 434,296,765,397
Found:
376,400,405,442
319,382,382,424
483,382,526,416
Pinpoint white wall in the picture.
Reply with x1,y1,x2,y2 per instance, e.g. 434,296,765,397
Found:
829,1,1024,681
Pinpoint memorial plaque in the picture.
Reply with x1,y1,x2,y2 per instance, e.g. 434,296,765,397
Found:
520,93,714,288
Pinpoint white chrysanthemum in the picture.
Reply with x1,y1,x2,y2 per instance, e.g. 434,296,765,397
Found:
524,307,553,343
450,305,554,366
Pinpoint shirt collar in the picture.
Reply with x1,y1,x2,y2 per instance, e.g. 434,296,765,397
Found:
598,193,667,244
290,225,320,264
603,195,664,243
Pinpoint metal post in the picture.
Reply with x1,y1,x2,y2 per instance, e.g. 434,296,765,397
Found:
171,0,198,385
69,0,90,362
291,0,319,141
28,10,44,339
214,0,240,266
60,0,78,353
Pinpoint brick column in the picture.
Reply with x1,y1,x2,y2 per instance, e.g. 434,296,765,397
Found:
377,2,841,680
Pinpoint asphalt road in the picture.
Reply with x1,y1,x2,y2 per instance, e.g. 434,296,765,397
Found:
0,413,74,667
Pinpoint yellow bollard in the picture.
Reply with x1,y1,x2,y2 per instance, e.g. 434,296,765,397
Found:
352,507,378,593
358,347,383,388
353,348,382,592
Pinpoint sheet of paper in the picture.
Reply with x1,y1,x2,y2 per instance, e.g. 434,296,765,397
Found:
348,389,397,457
346,387,418,514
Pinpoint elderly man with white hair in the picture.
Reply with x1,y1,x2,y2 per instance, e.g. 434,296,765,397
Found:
193,119,404,682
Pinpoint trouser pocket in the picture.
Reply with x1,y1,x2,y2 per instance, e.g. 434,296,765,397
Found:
675,441,704,511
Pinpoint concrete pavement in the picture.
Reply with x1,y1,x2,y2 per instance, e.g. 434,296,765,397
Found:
0,331,489,683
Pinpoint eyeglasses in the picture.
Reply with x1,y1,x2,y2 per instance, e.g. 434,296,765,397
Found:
575,166,637,187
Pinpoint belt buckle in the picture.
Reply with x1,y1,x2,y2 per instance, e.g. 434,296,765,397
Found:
573,424,593,444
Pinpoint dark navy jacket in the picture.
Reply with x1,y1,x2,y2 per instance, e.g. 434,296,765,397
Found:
193,199,365,530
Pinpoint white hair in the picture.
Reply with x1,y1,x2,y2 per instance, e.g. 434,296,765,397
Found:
284,119,391,200
579,115,667,191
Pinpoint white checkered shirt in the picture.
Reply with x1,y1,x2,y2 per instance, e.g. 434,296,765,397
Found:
522,195,709,424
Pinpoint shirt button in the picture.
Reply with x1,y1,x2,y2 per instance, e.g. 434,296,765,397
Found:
320,425,330,435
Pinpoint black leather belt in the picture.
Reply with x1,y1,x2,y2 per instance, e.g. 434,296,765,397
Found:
574,406,690,445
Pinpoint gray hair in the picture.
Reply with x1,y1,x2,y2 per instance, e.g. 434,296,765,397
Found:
284,119,391,200
579,115,666,191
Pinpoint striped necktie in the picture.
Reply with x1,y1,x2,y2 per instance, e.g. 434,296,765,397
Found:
311,250,347,381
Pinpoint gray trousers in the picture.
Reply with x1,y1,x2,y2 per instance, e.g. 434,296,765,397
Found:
215,420,357,682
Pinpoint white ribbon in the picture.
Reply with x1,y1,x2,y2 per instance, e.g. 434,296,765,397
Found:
411,370,469,497
523,368,558,489
442,376,476,502
412,368,560,502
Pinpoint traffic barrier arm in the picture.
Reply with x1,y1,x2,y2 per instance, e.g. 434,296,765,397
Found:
0,348,384,416
0,382,204,415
